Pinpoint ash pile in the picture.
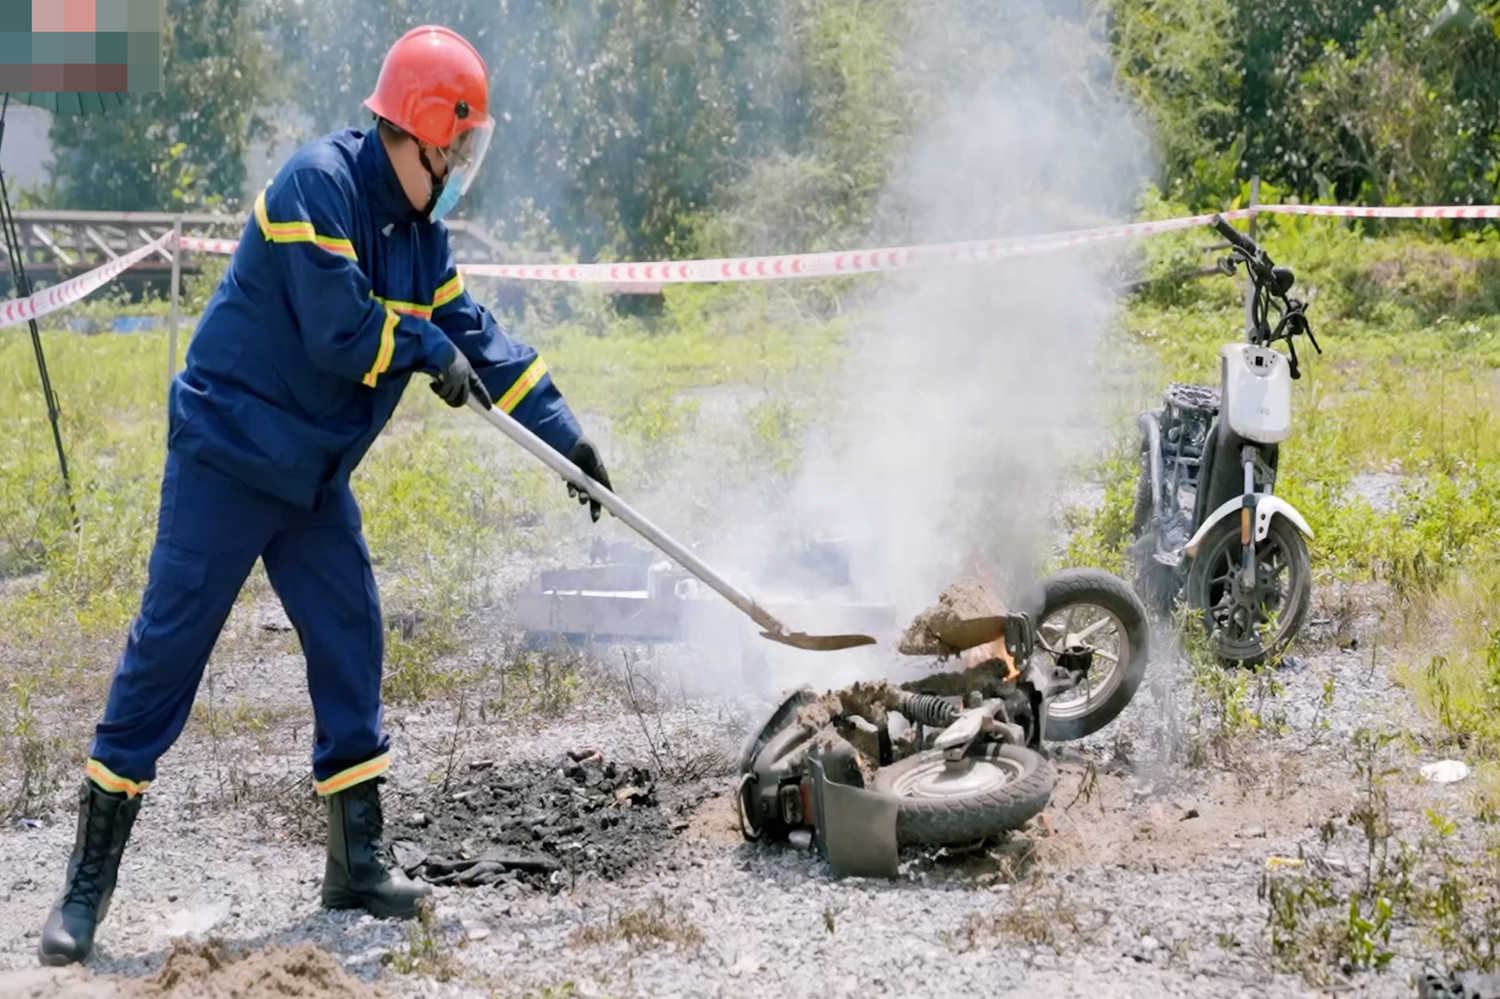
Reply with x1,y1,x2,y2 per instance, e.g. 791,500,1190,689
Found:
386,752,688,893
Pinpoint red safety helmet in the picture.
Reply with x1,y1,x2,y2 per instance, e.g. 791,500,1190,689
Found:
365,25,494,216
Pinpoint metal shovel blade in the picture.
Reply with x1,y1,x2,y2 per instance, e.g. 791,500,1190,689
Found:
467,398,876,653
759,630,878,652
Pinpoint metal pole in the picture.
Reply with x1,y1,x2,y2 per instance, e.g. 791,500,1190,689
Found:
463,396,875,651
0,93,77,527
1243,175,1260,335
167,216,181,396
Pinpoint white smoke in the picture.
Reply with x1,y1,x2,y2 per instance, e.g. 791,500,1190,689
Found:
525,0,1158,697
680,0,1157,693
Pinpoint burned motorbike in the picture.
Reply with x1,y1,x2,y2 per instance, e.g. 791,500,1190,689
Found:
735,568,1149,878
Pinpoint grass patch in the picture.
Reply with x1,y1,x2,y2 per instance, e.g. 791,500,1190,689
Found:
382,899,462,983
1258,726,1500,987
943,877,1111,956
568,897,706,953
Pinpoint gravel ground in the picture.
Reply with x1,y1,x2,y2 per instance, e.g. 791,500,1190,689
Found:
0,473,1478,998
0,623,1475,999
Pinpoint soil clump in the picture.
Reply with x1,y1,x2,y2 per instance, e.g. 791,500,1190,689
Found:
0,940,388,998
897,579,1008,657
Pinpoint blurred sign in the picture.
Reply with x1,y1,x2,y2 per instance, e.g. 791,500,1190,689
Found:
0,0,163,96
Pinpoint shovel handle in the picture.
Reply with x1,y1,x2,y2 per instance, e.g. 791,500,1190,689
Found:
465,397,790,638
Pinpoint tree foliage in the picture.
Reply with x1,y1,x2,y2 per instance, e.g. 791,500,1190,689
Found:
1110,0,1500,208
36,0,1500,250
264,0,820,260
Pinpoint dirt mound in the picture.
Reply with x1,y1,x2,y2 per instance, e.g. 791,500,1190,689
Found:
146,940,386,998
897,579,1007,656
387,755,683,891
0,940,388,999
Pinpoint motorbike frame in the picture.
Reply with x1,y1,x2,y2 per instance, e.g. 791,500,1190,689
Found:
734,611,1097,878
1128,217,1319,644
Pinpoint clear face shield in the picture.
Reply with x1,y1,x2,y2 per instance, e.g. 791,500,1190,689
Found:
427,118,493,222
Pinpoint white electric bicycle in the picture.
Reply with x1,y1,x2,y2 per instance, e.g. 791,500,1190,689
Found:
1126,214,1322,666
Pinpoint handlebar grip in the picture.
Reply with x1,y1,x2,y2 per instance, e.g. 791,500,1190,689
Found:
1211,215,1257,255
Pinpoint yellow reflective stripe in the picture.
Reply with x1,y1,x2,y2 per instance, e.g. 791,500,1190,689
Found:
314,752,390,796
85,759,148,798
253,188,358,262
498,357,549,413
432,273,464,309
361,309,399,388
253,187,272,238
366,274,463,320
370,294,432,320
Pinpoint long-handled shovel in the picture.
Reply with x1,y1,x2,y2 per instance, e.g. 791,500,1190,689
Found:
467,397,876,652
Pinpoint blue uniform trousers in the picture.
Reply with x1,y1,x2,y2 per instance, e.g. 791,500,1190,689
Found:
85,449,390,798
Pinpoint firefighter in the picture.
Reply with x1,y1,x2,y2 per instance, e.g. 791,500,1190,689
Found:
37,25,613,966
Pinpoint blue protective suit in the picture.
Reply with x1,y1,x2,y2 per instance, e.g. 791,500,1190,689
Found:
85,128,583,798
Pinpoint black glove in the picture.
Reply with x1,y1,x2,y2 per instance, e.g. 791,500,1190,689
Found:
429,344,492,409
566,437,612,523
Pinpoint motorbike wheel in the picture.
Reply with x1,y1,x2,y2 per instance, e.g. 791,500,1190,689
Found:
1129,452,1154,538
1185,514,1312,667
871,743,1055,847
1019,568,1151,742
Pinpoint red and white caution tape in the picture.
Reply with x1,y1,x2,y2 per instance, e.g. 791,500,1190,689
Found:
5,202,1500,328
1257,203,1500,220
165,202,1500,283
0,233,173,331
457,210,1263,284
177,234,240,255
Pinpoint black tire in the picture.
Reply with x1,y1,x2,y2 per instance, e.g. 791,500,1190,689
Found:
1017,568,1151,741
1185,513,1311,667
872,743,1055,846
1129,457,1154,538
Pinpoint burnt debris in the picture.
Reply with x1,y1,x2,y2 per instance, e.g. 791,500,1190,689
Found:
386,755,684,893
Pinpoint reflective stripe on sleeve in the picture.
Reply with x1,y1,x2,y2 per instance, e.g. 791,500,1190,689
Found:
361,309,399,387
498,357,549,413
432,273,464,309
254,188,359,262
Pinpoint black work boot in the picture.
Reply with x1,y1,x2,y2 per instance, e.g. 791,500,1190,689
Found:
38,779,142,966
321,778,429,919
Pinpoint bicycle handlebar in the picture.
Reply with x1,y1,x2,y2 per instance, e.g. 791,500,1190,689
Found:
1208,214,1321,366
1211,215,1258,257
1212,214,1280,276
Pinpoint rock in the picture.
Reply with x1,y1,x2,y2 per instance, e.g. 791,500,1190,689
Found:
408,812,429,827
344,946,390,967
390,840,428,874
462,919,491,942
1241,824,1266,839
469,759,496,771
1139,936,1160,953
729,956,761,977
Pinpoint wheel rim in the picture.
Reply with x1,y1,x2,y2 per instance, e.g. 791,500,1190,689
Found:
1199,523,1300,655
1036,600,1130,722
889,752,1024,799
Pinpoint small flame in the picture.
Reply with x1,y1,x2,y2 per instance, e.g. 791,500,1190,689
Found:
956,556,1019,680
